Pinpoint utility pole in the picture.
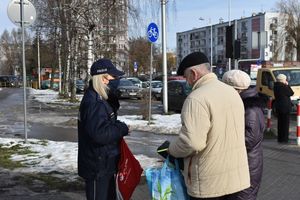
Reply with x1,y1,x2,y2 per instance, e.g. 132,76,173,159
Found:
228,0,231,71
161,0,168,114
210,18,213,68
199,17,213,69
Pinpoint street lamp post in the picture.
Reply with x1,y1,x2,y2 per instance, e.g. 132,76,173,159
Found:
199,17,213,69
210,19,213,68
37,30,41,89
228,0,231,71
161,0,168,114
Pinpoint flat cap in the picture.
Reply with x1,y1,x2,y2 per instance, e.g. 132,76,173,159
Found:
222,69,251,90
90,58,125,77
177,52,209,75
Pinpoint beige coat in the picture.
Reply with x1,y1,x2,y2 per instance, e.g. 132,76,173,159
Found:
169,73,250,198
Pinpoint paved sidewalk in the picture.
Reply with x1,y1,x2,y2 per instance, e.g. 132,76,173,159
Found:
133,139,300,200
1,138,300,200
257,139,300,200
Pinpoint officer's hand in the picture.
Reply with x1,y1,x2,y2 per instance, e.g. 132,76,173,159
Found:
127,125,132,133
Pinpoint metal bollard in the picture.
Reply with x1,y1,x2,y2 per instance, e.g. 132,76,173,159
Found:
267,97,272,132
297,100,300,146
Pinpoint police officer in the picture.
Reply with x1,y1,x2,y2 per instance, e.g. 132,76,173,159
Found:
78,58,129,200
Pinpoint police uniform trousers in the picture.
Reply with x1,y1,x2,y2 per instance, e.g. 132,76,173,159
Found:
85,173,116,200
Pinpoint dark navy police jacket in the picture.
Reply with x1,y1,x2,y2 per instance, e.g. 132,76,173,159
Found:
78,86,128,180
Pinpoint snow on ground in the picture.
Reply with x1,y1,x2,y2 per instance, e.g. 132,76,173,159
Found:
0,137,161,181
0,88,182,178
28,88,181,135
29,88,83,106
118,114,181,135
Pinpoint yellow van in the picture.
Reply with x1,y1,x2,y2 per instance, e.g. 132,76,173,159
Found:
256,67,300,112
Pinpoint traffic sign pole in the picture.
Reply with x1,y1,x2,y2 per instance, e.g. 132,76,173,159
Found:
134,61,138,74
147,22,159,125
148,43,153,125
21,0,28,143
7,0,36,143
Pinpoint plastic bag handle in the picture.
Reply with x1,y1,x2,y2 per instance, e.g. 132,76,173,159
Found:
162,156,180,172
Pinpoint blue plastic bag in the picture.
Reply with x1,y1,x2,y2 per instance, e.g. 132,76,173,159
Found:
145,157,189,200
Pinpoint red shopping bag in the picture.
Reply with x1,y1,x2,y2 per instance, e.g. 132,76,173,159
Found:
116,138,143,200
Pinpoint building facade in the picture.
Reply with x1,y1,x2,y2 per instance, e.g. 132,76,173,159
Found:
92,0,129,73
176,12,293,69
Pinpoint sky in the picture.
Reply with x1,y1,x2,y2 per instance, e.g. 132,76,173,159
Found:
0,87,182,180
0,0,279,51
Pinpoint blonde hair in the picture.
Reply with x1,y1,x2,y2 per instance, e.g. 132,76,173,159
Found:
92,74,109,99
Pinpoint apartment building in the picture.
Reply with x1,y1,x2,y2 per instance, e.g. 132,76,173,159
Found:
176,12,293,69
92,0,129,72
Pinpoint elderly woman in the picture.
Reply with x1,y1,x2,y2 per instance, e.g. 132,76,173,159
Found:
223,70,266,200
78,58,129,200
274,74,294,143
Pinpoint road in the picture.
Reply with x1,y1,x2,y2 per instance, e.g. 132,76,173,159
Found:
0,88,78,141
0,87,172,159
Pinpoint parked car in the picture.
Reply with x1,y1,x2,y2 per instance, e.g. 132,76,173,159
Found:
0,75,20,87
76,79,85,94
161,80,191,112
150,80,163,100
141,81,150,88
41,80,59,90
141,80,163,100
41,80,51,89
126,77,143,88
116,78,143,99
153,75,185,81
168,76,185,81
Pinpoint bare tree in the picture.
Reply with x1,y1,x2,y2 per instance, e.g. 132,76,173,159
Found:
0,0,176,100
0,30,18,75
0,28,32,76
277,0,300,60
129,37,151,75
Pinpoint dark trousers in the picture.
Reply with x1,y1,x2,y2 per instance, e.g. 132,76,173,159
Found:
189,192,239,200
277,112,290,143
85,173,116,200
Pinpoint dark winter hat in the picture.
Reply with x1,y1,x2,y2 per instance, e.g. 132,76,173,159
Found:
90,58,125,77
177,52,209,75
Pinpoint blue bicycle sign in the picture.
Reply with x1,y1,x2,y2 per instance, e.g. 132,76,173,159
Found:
147,23,159,43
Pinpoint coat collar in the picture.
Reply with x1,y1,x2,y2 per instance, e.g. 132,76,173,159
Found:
86,86,103,101
192,73,218,90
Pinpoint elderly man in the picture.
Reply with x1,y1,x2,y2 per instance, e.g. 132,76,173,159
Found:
168,52,250,200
